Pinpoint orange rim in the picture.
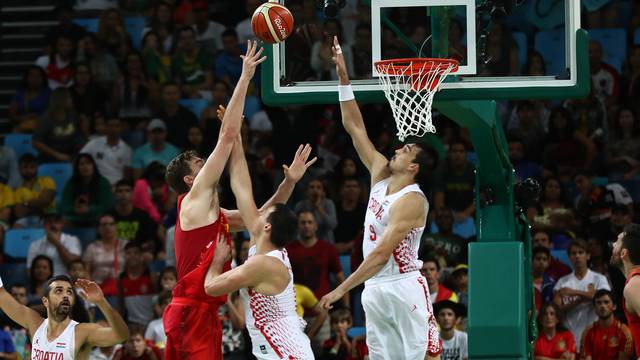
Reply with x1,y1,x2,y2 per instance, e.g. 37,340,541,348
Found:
374,58,459,76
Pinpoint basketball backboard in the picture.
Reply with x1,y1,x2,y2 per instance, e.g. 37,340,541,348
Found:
261,0,588,105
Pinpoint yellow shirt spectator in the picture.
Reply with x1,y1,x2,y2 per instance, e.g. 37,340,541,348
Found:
14,176,56,212
0,183,14,226
295,284,319,317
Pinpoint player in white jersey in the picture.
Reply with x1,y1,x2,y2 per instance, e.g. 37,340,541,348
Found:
318,36,442,360
0,274,128,359
204,132,316,359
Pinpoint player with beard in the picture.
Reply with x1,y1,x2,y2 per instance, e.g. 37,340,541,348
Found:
0,274,128,359
610,223,640,357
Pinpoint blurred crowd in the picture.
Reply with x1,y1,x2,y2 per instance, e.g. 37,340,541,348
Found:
0,0,639,359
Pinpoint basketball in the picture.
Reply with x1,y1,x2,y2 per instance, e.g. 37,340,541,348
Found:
251,2,294,44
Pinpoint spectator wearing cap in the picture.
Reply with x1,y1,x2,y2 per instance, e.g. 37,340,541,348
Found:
421,257,458,303
80,116,133,185
156,82,198,149
451,264,469,307
420,207,469,266
26,213,81,276
435,300,468,360
13,154,56,228
553,239,611,347
192,1,226,54
532,246,555,312
131,118,180,179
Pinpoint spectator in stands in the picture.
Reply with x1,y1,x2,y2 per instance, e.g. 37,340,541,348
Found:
533,246,556,312
156,82,198,149
482,20,519,76
110,179,158,248
574,169,633,238
192,1,225,54
112,52,153,123
200,80,231,144
0,181,12,237
8,66,51,133
59,153,114,226
605,107,640,180
45,5,87,50
70,62,107,131
523,51,546,76
580,289,633,360
77,33,119,91
33,87,84,163
132,119,180,178
0,283,28,329
433,139,475,223
88,320,122,360
235,0,261,43
621,45,640,115
0,145,20,189
295,283,328,344
27,213,81,277
145,290,171,349
132,161,174,225
333,177,365,254
141,31,171,85
435,300,468,360
350,24,372,80
97,8,129,55
421,257,458,303
215,29,247,87
530,177,578,234
562,89,608,149
118,242,155,326
0,328,17,360
447,19,466,64
83,213,127,286
294,178,338,243
35,34,75,89
451,264,469,307
113,324,160,360
311,19,354,81
544,107,594,179
321,308,357,359
589,40,620,106
534,303,576,360
27,255,53,305
532,230,571,281
13,154,56,227
507,136,541,182
158,266,177,293
172,26,213,98
80,116,133,185
554,238,611,347
420,208,469,266
506,101,546,163
142,2,174,55
185,125,209,157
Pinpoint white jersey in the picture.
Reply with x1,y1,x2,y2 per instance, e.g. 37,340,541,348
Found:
31,319,78,360
363,178,427,283
240,246,314,359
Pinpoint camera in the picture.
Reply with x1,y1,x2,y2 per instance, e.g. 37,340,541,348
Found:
316,0,346,18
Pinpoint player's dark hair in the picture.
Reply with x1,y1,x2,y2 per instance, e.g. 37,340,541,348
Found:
622,223,640,265
43,275,73,299
592,289,614,305
166,150,199,194
267,203,298,248
532,246,550,258
411,143,430,187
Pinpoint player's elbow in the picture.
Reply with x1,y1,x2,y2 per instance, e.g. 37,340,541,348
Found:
204,281,222,297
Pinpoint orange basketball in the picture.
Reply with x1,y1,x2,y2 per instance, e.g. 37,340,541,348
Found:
251,2,294,44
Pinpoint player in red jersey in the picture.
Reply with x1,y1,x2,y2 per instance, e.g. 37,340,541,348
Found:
611,223,640,358
163,40,311,360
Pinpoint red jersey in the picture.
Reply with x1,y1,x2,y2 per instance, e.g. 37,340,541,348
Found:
580,319,633,360
285,239,342,299
534,330,576,358
623,267,640,357
172,194,232,304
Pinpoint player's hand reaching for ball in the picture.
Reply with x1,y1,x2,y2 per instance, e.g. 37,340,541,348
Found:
331,36,350,85
240,40,267,81
284,144,317,183
75,279,105,304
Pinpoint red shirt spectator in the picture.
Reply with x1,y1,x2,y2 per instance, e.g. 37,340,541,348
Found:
580,289,633,360
534,303,577,359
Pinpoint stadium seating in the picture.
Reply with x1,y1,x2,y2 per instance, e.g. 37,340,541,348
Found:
340,255,351,278
4,228,45,260
179,99,209,122
534,29,566,77
124,17,146,49
64,227,97,251
589,28,627,73
37,162,73,204
72,18,99,33
551,249,572,269
0,263,28,289
4,133,37,158
512,32,528,70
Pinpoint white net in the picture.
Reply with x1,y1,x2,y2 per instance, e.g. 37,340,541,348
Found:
375,59,458,141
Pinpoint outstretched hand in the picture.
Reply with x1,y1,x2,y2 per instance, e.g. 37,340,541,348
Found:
75,279,105,304
330,36,349,84
284,144,317,183
240,40,267,81
318,287,346,310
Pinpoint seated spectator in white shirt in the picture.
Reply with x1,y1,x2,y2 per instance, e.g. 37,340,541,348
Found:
26,213,81,276
145,290,172,349
80,116,133,185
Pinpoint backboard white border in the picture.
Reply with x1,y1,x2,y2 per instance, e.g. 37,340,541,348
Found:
370,0,476,77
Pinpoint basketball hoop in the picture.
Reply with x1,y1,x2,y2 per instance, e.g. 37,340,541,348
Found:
375,58,459,141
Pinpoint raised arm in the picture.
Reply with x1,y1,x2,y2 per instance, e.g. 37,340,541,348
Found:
76,279,129,347
228,135,261,242
332,36,389,185
187,41,265,200
0,277,43,335
318,193,427,309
